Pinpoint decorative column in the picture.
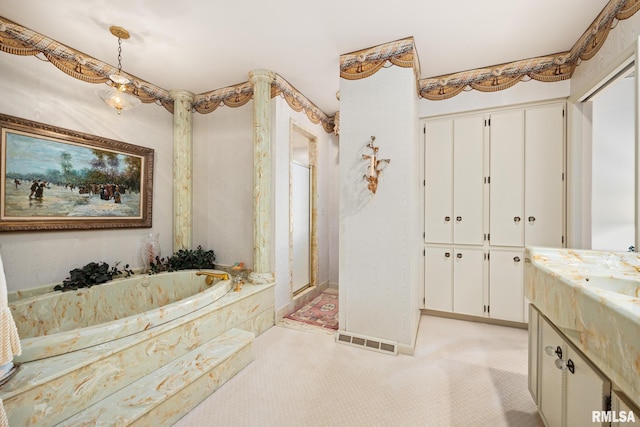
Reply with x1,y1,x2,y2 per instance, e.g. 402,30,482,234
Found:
248,69,276,284
169,90,195,252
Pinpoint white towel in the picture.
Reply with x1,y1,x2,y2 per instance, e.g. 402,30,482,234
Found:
0,254,21,366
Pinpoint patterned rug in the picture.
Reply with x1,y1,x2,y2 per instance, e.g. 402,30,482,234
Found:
285,292,339,330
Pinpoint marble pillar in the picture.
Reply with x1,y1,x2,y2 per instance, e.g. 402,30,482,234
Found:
169,90,195,252
248,70,276,284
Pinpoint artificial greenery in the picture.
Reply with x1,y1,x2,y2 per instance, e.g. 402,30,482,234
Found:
149,245,216,274
54,261,133,292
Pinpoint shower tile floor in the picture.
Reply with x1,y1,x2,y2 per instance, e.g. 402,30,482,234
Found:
174,315,542,426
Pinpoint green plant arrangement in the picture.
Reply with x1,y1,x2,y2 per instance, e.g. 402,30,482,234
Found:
54,261,133,292
149,245,216,274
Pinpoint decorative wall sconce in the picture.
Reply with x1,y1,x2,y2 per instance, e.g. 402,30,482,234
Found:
362,136,390,194
97,26,141,114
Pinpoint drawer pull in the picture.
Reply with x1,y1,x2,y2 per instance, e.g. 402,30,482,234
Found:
456,253,463,259
514,256,521,262
514,216,521,223
444,216,451,222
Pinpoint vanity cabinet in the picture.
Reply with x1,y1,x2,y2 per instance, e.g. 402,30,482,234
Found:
611,391,640,426
531,306,611,427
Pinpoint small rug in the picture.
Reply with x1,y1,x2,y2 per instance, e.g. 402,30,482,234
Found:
285,292,339,330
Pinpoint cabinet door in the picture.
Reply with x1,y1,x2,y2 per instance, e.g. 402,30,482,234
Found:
539,317,564,427
565,346,610,427
528,305,540,404
489,248,524,322
453,247,485,317
453,115,485,245
525,103,565,247
425,119,453,244
425,247,453,312
611,391,640,427
489,109,525,246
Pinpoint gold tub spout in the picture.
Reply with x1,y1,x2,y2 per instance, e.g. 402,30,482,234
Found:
196,271,230,285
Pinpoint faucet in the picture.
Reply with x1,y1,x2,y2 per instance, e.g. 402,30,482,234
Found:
196,271,230,285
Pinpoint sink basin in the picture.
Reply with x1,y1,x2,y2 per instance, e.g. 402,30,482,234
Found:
581,276,640,298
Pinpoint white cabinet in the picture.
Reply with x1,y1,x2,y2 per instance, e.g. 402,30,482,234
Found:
424,246,484,316
489,104,565,248
425,114,484,245
611,391,640,426
423,102,565,324
424,247,454,312
489,109,525,247
539,316,564,427
535,311,610,427
452,247,485,317
488,248,524,322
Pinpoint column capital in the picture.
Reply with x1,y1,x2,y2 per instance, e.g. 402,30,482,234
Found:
169,89,195,103
249,69,276,85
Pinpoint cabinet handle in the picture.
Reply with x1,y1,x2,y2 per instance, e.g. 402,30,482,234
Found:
445,252,451,258
545,345,562,359
528,216,536,223
566,359,575,374
456,216,462,222
514,216,521,223
444,216,451,222
456,253,463,259
513,256,521,262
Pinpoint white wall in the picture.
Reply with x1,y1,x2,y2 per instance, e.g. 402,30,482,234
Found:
192,104,254,267
339,65,421,350
0,53,174,291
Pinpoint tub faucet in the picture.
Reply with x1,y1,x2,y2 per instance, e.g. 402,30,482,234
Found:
196,271,230,285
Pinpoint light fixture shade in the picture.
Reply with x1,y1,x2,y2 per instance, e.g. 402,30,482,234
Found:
98,86,141,114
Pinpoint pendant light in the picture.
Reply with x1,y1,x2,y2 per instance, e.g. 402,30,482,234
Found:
97,26,141,114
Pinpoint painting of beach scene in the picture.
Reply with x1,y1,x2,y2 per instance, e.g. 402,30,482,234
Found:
0,114,153,231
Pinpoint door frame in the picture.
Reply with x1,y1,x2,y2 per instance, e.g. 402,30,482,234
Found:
289,119,318,298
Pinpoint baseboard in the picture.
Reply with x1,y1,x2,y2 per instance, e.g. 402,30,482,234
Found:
421,309,528,329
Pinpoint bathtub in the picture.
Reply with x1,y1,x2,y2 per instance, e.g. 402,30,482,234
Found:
9,269,232,362
2,269,275,426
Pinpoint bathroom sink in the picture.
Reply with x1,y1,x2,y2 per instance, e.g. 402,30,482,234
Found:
524,246,640,407
580,275,640,298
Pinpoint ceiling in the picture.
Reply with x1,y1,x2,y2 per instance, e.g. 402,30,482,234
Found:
0,0,611,115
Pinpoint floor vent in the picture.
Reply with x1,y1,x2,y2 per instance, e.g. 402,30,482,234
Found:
335,331,398,355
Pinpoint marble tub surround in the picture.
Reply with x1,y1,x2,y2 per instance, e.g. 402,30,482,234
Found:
1,282,275,426
9,270,232,362
524,246,640,406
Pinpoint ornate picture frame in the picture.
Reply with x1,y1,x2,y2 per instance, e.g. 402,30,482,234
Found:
0,113,154,231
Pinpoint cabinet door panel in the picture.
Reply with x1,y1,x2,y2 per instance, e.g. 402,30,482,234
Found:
489,249,524,322
525,103,565,248
425,119,453,243
453,115,485,245
453,247,485,317
539,318,564,427
425,247,453,312
489,110,525,246
566,346,609,427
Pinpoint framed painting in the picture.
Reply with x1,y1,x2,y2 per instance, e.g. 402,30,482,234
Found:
0,113,154,231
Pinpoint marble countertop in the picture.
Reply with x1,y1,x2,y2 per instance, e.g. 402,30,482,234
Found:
524,246,640,407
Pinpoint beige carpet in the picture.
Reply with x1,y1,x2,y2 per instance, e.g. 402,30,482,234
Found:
174,315,543,427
